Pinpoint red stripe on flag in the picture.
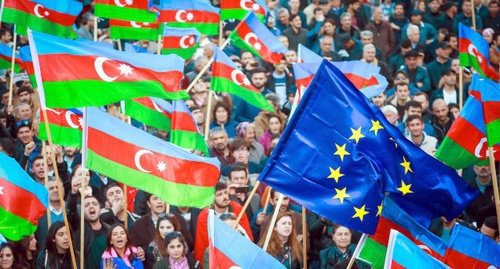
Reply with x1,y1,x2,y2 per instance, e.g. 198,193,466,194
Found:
344,73,380,89
220,0,266,16
446,116,487,159
482,101,500,124
390,261,405,269
4,0,77,27
0,54,24,66
132,98,171,118
0,177,46,225
213,247,239,268
459,38,500,81
235,21,283,64
40,108,82,130
87,127,218,187
159,10,219,24
94,0,149,9
445,248,493,268
172,111,199,132
163,35,197,50
109,19,159,29
38,54,183,93
212,62,261,94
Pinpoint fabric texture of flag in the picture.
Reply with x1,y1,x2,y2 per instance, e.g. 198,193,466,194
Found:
84,107,220,208
0,42,23,73
124,43,153,54
207,209,286,269
28,30,188,109
435,94,500,169
153,0,220,35
170,100,209,157
356,197,448,269
39,108,83,148
19,46,37,88
298,44,323,62
212,46,274,112
109,19,160,40
459,23,500,81
94,0,156,22
385,230,450,269
162,26,201,60
0,153,48,241
0,0,81,38
229,12,288,64
259,60,478,234
123,97,172,132
444,224,500,268
474,74,500,146
220,0,267,23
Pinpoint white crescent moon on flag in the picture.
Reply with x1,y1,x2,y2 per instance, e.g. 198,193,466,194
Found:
240,0,253,10
152,101,164,113
417,245,432,254
65,111,80,129
244,33,257,44
34,4,47,18
114,0,126,7
175,10,187,22
134,149,154,173
231,70,243,85
179,35,191,49
94,57,118,82
475,137,488,158
45,108,63,115
130,21,142,28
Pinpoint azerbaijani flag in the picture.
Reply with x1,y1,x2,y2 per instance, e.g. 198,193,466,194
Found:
211,46,274,112
123,97,172,132
0,153,48,241
0,0,81,38
220,0,267,23
162,25,201,61
444,224,500,268
207,209,286,269
153,0,220,35
229,12,288,64
39,108,83,148
459,23,499,81
124,43,153,54
474,74,500,146
298,43,323,62
435,95,500,169
355,197,448,269
109,19,160,40
94,0,156,22
85,107,221,208
171,100,209,157
385,230,450,269
0,43,23,73
19,46,37,88
28,30,188,109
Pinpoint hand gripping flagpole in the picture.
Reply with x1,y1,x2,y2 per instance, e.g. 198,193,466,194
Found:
42,143,51,227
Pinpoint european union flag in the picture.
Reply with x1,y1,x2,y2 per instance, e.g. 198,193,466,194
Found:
258,60,478,234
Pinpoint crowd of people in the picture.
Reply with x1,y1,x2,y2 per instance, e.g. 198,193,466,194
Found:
0,0,499,268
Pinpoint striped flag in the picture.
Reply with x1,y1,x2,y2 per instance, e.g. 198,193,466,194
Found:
123,97,173,132
94,0,156,22
39,108,83,148
109,19,160,40
162,26,201,60
171,100,209,157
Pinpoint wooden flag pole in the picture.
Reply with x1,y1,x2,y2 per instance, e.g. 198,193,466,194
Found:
80,168,86,269
7,31,18,108
166,203,170,214
219,21,223,47
263,193,284,251
488,147,500,228
42,143,51,227
263,187,272,215
41,108,78,268
302,206,307,269
233,181,261,229
204,91,214,142
471,0,476,31
346,233,368,269
157,34,162,55
94,17,98,42
117,39,122,51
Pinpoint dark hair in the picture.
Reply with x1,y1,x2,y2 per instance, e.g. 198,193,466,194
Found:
494,32,500,42
105,224,134,263
212,101,231,123
70,164,92,180
405,100,422,111
250,67,267,77
289,13,301,22
17,85,33,96
0,137,15,156
0,28,11,38
155,214,181,257
258,211,302,262
406,114,423,124
483,216,499,237
271,133,281,141
444,33,457,42
438,28,449,36
231,138,250,152
216,181,228,192
400,38,412,49
14,234,39,268
0,242,16,268
448,102,460,111
414,91,429,101
323,18,336,27
395,82,409,91
32,155,44,165
488,0,499,7
162,232,186,257
103,183,123,200
45,221,70,268
394,2,405,9
228,162,248,180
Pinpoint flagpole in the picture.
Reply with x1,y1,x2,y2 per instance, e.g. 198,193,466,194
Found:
204,91,214,142
487,147,500,228
301,206,307,269
42,143,51,227
157,34,162,55
233,181,260,229
94,17,98,42
80,166,85,269
7,31,17,108
117,39,122,51
347,233,368,269
471,0,476,31
41,108,78,269
263,187,272,215
263,193,284,251
120,108,130,231
459,67,463,110
219,21,223,47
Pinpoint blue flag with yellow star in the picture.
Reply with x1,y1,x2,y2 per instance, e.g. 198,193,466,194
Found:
258,60,479,234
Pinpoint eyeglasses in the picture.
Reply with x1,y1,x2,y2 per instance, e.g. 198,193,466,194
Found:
158,213,176,220
395,76,406,80
16,120,30,126
165,231,182,238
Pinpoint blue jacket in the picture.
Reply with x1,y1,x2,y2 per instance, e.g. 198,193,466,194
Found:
397,65,431,93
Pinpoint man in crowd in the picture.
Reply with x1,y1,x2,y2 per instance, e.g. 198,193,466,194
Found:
227,163,262,221
430,98,454,143
405,114,438,155
209,127,233,171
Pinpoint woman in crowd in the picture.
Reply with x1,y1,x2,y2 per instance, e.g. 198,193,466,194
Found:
14,234,38,269
258,211,302,269
101,224,143,269
0,243,16,269
35,221,72,269
235,122,265,164
259,113,283,155
319,224,366,269
209,102,237,139
307,18,337,54
152,233,199,269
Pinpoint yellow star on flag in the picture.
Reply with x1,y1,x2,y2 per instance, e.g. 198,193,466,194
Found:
327,167,344,183
376,201,383,217
349,127,365,144
334,143,350,161
352,204,369,221
333,187,350,204
369,120,384,135
389,137,398,148
400,156,413,174
397,180,414,195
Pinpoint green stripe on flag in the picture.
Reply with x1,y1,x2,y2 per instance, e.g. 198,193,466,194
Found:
486,119,500,146
94,4,156,22
42,80,189,108
39,123,82,148
221,9,266,23
164,23,218,35
211,77,274,112
124,100,171,132
162,46,198,60
109,26,159,41
170,130,209,157
28,74,38,89
228,31,263,61
0,59,21,73
0,207,38,241
459,53,488,78
3,8,77,38
357,237,387,269
87,150,215,207
435,137,488,169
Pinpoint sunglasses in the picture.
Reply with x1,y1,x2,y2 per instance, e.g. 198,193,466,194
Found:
16,120,30,126
395,76,407,80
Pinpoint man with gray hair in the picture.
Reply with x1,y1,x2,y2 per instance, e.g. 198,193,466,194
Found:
350,30,386,61
276,7,290,32
209,127,232,170
365,7,395,59
405,24,425,53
